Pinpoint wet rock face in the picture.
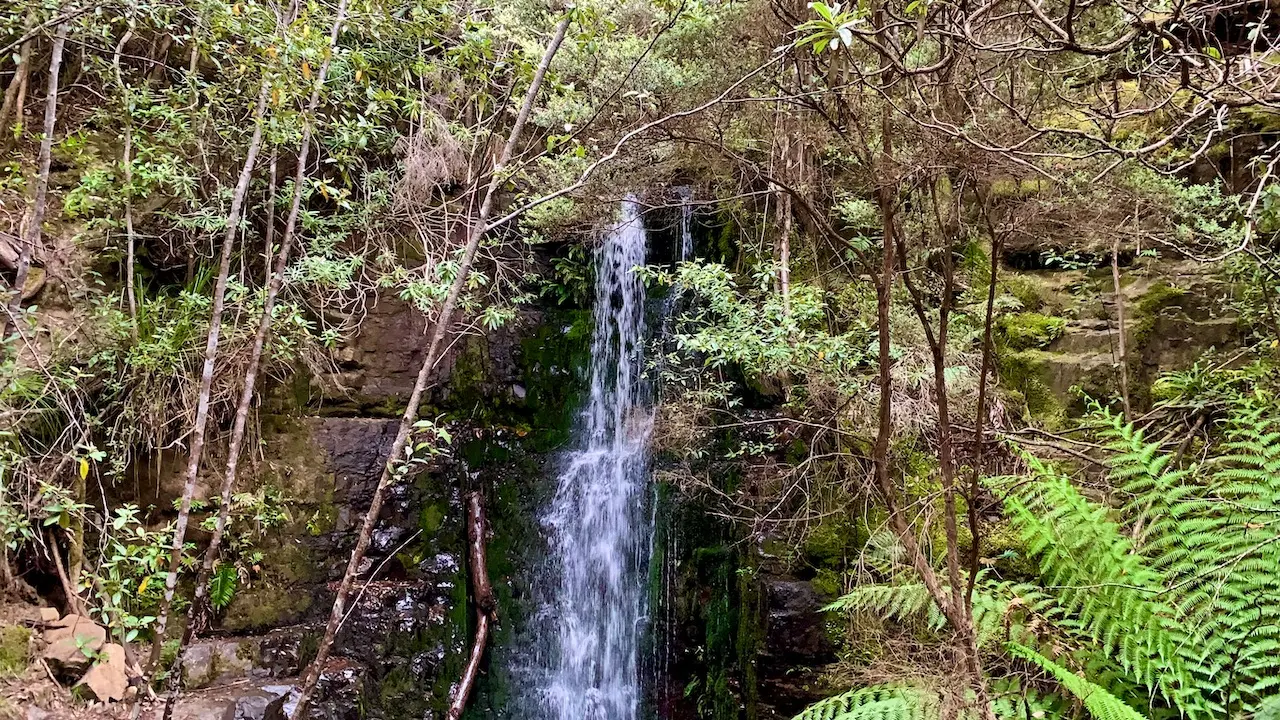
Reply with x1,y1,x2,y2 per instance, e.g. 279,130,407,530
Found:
761,579,836,663
193,300,589,719
320,295,540,413
307,417,399,521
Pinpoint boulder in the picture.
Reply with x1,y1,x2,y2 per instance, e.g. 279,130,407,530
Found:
41,615,106,677
37,607,59,623
225,687,288,720
75,643,128,702
182,637,259,689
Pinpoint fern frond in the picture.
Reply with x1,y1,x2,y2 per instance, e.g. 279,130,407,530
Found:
791,685,939,720
1007,643,1151,720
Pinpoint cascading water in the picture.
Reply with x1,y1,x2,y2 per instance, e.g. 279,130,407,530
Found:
531,198,654,720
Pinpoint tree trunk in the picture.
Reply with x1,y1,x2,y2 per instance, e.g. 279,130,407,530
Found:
0,7,37,148
114,26,138,338
161,5,348,708
262,152,278,285
3,11,69,353
966,213,1000,605
288,16,573,719
1112,235,1131,420
774,112,792,315
447,492,497,720
146,78,273,671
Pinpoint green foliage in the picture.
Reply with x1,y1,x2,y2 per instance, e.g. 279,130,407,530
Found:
792,685,939,720
642,260,869,378
796,2,866,55
209,563,238,610
1007,644,1151,720
92,504,176,643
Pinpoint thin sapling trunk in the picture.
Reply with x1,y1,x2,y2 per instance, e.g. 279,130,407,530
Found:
289,15,573,718
3,10,70,352
146,79,273,670
1112,235,1131,420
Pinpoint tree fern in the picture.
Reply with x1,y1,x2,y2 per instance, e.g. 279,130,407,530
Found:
1099,402,1280,716
792,685,939,720
997,457,1193,709
825,576,1065,650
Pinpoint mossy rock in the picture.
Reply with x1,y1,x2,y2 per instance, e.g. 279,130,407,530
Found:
0,626,30,676
996,312,1067,351
221,582,314,632
998,350,1069,425
220,541,320,631
803,519,856,569
1001,275,1046,312
1133,281,1187,339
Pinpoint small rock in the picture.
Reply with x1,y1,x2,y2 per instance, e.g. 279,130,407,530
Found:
25,707,51,720
227,688,287,720
76,643,128,702
21,267,45,300
41,615,106,677
38,607,59,623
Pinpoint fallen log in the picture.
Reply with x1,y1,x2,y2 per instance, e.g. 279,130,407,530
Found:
446,491,497,720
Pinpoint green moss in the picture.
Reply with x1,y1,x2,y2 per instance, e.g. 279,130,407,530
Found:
715,214,739,266
419,502,446,534
735,562,763,720
990,177,1047,198
0,626,30,676
695,545,741,720
221,583,313,631
996,312,1067,350
306,500,339,536
1133,281,1187,346
1002,276,1045,312
999,350,1067,427
784,438,809,464
811,568,842,598
804,519,855,569
980,519,1039,579
222,541,318,631
1241,106,1280,132
517,309,592,450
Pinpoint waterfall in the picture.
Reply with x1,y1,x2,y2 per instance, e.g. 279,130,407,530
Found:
533,198,654,720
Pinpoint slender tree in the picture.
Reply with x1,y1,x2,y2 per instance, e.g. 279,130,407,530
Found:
3,7,69,352
147,78,273,669
289,14,573,717
161,0,349,703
